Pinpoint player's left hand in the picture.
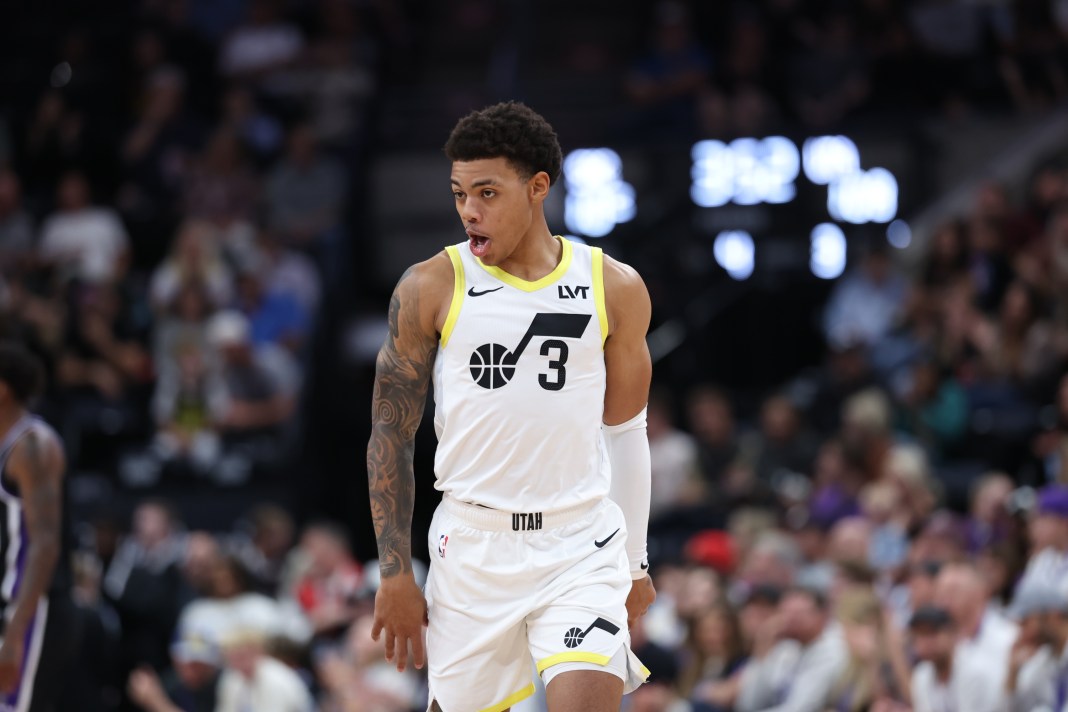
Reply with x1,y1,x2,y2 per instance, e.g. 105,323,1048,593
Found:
625,574,656,630
0,635,23,693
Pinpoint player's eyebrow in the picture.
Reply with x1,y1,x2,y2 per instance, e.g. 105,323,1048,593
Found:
450,177,501,187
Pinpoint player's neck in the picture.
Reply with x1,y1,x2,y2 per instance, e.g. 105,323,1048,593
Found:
496,225,561,282
0,407,27,442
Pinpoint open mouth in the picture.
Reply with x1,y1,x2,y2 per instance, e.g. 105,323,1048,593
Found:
468,232,490,257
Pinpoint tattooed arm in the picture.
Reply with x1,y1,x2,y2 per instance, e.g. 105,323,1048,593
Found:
0,423,64,693
368,253,451,673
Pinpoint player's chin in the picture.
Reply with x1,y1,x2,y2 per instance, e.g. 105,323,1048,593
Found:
474,248,500,266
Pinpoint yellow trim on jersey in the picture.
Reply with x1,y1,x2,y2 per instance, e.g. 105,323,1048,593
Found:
640,665,651,679
440,245,465,348
478,682,536,712
476,236,573,292
592,246,609,349
535,651,612,675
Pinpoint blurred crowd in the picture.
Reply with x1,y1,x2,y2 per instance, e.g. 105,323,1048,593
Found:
622,0,1068,141
629,162,1068,710
0,0,413,708
71,497,425,711
2,0,1068,711
0,0,393,488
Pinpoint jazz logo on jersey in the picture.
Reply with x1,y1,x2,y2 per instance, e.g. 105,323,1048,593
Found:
438,534,448,558
469,312,590,390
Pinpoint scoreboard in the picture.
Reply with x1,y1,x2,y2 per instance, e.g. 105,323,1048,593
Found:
557,133,913,282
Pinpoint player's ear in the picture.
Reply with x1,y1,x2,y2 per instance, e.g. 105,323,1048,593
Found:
528,171,551,203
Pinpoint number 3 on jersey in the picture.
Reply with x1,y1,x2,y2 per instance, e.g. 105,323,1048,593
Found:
539,340,568,391
469,313,590,391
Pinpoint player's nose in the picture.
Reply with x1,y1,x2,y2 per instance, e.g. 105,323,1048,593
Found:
460,201,481,224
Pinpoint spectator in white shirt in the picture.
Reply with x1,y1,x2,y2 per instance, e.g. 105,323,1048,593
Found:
822,246,907,349
909,606,1002,712
1016,485,1068,599
176,553,309,657
148,219,234,312
647,391,704,519
218,0,304,80
1005,586,1068,712
736,587,848,712
206,309,301,438
38,170,130,284
934,562,1019,705
215,629,313,712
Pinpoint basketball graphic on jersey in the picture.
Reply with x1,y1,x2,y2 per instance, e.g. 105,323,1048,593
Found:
469,312,591,390
562,617,620,648
469,344,516,389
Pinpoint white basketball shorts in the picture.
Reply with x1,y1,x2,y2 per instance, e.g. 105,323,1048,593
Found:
424,495,649,712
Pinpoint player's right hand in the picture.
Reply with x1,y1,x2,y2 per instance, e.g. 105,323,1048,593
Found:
371,572,428,673
626,574,656,630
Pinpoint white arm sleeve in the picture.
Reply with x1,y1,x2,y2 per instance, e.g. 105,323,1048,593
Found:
604,407,651,579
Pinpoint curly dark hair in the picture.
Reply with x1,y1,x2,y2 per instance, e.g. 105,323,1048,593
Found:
0,342,43,405
443,101,563,185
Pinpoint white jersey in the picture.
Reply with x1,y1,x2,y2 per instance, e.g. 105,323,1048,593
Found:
431,236,610,512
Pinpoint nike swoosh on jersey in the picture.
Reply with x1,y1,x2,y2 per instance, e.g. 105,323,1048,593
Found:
594,528,620,548
468,286,504,297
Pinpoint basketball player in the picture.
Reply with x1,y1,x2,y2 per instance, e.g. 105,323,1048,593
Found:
367,102,656,712
0,343,76,711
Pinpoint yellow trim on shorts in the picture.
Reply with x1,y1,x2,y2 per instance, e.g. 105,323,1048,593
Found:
478,682,535,712
640,665,651,679
440,245,465,347
592,246,609,348
535,651,612,675
476,236,573,292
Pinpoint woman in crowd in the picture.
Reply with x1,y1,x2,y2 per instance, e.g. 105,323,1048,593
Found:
679,600,747,709
826,589,911,712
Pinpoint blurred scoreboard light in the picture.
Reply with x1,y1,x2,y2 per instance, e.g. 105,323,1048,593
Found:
563,148,636,238
691,137,800,208
687,134,903,279
827,167,899,224
692,134,898,221
801,135,860,185
713,230,755,280
886,219,912,249
810,223,847,280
